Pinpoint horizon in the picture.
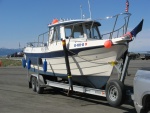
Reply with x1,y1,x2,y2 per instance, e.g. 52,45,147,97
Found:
0,0,150,51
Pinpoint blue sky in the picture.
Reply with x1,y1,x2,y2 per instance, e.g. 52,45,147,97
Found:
0,0,150,51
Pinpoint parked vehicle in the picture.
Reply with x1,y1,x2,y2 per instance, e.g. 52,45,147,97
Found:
133,68,150,113
7,51,24,58
129,52,140,60
140,53,150,60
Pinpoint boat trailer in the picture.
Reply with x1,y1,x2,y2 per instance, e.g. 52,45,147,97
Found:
24,40,134,107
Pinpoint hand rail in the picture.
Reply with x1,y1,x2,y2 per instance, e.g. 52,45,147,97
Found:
37,31,49,47
98,13,131,39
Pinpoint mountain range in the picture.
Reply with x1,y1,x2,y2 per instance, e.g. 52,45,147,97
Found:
0,48,23,57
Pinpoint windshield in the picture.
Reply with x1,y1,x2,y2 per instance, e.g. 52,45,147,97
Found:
64,21,101,39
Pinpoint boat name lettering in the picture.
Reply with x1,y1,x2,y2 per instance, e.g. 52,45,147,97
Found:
74,43,87,47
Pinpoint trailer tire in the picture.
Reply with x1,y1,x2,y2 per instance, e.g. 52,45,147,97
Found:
106,80,125,107
31,77,36,92
35,78,44,94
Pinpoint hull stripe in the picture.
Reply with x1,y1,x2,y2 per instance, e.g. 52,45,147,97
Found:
25,44,126,59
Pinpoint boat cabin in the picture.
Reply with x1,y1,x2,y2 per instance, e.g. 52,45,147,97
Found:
26,13,131,48
47,19,102,45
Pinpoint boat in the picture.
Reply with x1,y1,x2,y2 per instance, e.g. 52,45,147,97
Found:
23,11,143,89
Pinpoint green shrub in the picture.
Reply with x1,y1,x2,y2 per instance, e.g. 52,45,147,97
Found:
0,59,22,67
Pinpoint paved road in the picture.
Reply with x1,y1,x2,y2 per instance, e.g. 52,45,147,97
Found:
0,60,150,113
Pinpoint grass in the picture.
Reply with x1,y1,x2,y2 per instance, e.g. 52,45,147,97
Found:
0,58,22,67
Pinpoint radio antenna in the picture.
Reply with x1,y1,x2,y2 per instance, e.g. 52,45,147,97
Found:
88,0,92,19
80,5,83,19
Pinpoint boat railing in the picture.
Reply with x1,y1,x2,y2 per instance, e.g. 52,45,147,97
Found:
99,13,131,39
27,42,47,47
27,31,49,47
101,23,125,39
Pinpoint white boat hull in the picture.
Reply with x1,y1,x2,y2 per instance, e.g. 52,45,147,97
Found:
25,44,127,88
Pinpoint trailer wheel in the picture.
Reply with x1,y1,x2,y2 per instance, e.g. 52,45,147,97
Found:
31,76,36,92
35,78,44,94
106,80,125,107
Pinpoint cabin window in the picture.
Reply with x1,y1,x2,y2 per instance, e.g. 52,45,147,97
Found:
65,24,84,39
92,26,100,39
86,24,101,39
65,28,71,39
52,26,61,41
73,25,84,38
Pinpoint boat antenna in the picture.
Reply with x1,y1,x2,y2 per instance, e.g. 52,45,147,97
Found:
19,42,21,49
88,0,92,19
80,5,83,19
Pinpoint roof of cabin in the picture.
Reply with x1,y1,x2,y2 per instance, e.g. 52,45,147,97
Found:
48,19,101,27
